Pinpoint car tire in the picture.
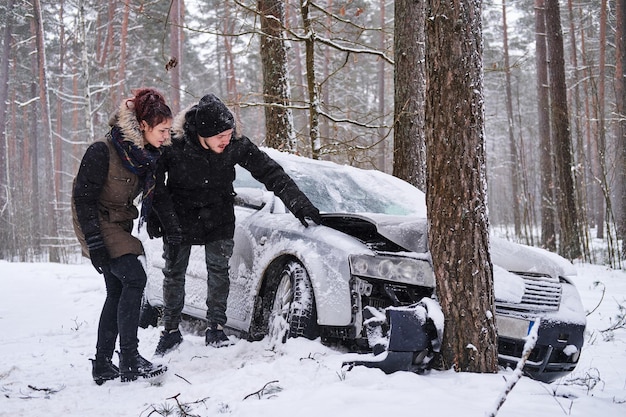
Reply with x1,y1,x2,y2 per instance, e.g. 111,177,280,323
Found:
268,260,319,343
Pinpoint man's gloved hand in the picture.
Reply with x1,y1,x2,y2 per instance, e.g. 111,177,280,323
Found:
146,209,163,238
85,233,110,274
294,205,322,228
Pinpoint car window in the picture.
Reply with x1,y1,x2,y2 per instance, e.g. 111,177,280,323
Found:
234,156,427,217
234,168,264,189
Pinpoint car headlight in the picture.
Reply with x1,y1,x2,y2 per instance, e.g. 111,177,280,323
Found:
349,254,435,287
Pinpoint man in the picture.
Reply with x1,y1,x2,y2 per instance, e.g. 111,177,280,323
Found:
150,93,321,355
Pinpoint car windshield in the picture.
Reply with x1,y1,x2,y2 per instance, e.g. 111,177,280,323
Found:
235,150,427,217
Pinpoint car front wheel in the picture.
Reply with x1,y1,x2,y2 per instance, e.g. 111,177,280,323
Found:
267,260,319,343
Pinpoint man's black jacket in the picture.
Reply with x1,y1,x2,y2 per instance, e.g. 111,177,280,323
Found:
151,134,317,244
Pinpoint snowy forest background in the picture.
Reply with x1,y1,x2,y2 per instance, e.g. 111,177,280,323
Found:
0,0,625,269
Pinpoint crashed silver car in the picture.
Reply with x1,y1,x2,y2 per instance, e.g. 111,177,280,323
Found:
139,148,586,383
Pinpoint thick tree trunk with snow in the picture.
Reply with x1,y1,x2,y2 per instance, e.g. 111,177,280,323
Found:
424,0,498,374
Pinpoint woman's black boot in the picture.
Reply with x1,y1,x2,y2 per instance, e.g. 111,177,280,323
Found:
90,356,119,385
118,351,167,382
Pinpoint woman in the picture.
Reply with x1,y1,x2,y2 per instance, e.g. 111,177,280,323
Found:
72,88,172,384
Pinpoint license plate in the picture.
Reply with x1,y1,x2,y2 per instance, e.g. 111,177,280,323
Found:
496,316,533,339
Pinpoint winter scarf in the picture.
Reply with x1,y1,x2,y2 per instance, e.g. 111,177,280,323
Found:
109,126,161,229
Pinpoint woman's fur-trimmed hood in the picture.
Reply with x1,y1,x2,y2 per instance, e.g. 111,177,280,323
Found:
110,100,173,148
170,103,195,139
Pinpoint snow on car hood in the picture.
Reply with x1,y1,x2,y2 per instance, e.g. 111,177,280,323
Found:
489,236,576,278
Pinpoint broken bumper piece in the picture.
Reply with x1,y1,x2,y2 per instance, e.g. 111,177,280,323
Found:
343,302,442,374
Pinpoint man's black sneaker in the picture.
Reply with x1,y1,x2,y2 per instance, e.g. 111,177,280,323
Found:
90,357,119,385
205,324,234,347
118,351,167,382
154,329,183,356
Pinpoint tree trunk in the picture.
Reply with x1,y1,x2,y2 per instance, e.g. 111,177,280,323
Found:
0,0,15,258
79,0,95,140
55,0,65,207
545,0,581,260
425,0,498,374
258,0,296,152
618,0,626,259
594,0,608,241
566,0,591,262
169,0,183,114
222,4,241,121
300,0,321,159
376,0,386,172
118,0,130,107
502,0,522,237
393,0,426,191
579,7,596,237
34,0,60,262
536,0,556,251
595,0,619,264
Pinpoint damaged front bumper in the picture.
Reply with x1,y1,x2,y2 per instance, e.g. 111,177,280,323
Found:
344,303,585,384
343,301,442,374
497,319,585,383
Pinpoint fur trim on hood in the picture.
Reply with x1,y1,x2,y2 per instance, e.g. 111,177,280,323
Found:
171,103,195,139
110,100,172,148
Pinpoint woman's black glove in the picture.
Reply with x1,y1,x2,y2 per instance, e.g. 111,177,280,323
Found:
294,205,322,228
85,233,110,274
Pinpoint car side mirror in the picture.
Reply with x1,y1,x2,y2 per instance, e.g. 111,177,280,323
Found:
234,187,266,210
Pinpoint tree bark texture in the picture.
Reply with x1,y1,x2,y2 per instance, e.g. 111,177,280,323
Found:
502,0,522,237
566,0,591,262
169,0,183,113
300,0,321,159
393,0,426,191
0,0,15,258
535,0,556,252
425,0,498,374
545,0,581,260
34,0,60,262
618,0,626,257
258,0,296,152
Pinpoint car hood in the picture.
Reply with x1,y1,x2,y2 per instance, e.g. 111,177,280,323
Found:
321,213,574,278
489,236,576,278
321,213,429,253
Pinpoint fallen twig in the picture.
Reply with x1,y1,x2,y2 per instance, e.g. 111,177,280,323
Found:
243,380,281,400
487,320,540,417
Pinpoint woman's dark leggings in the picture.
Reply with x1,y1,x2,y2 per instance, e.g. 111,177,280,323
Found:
95,254,147,359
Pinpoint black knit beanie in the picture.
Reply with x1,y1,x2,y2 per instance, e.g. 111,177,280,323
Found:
194,94,235,138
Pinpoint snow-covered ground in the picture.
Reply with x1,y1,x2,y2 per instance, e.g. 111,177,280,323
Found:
0,260,624,416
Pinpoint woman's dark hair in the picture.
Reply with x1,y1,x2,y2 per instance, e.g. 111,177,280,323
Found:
126,87,173,128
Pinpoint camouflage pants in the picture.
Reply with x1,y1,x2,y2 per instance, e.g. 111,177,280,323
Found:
161,239,234,330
